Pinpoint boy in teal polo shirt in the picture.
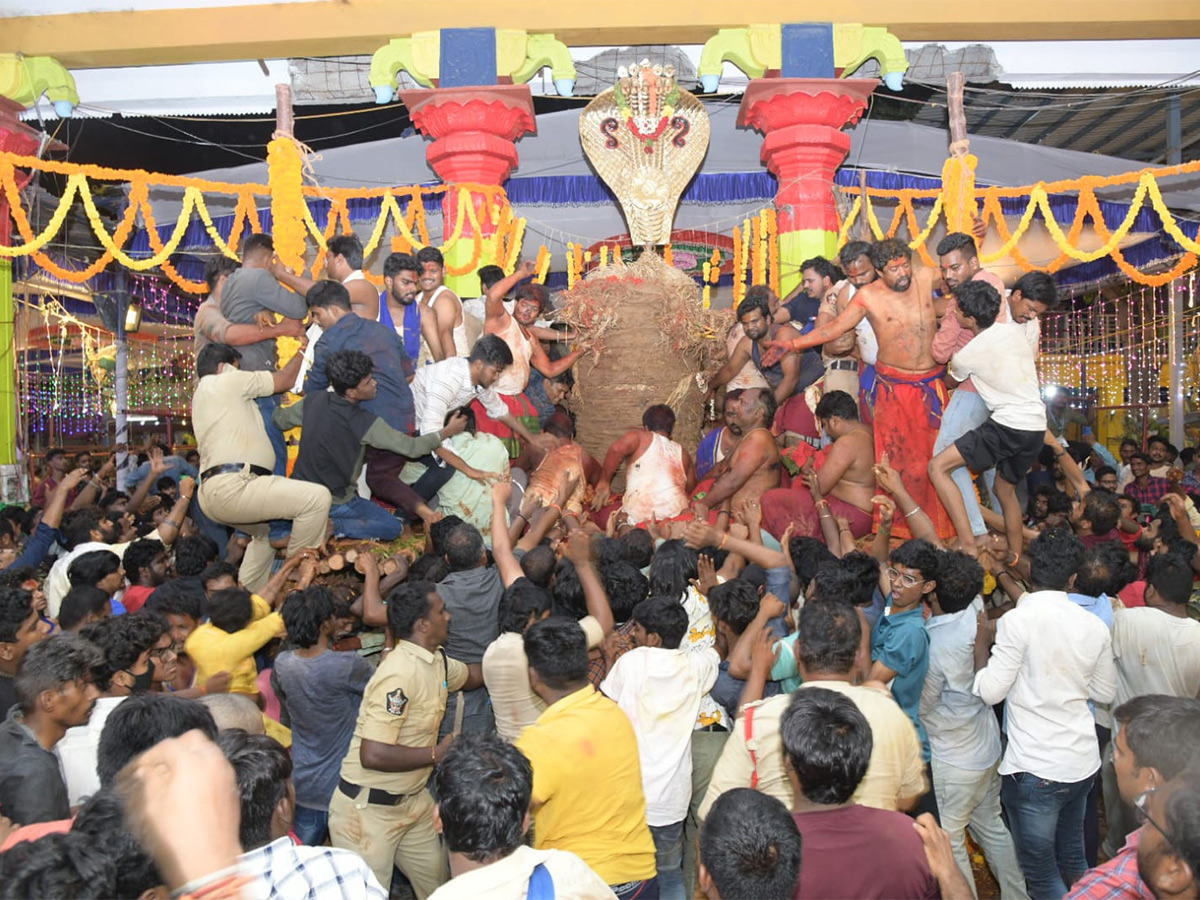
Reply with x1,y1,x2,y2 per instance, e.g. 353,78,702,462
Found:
870,538,938,815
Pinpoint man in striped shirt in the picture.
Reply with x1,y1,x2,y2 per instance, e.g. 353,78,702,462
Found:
410,335,554,498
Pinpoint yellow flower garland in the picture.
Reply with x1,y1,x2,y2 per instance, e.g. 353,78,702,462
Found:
3,149,1198,292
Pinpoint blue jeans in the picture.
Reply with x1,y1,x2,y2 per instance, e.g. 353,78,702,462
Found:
253,393,292,541
1002,771,1093,899
292,804,328,846
329,496,403,541
254,394,289,477
649,821,684,900
933,389,996,537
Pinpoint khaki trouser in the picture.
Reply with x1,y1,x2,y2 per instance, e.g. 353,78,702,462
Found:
197,468,330,593
822,357,861,404
329,786,448,898
683,729,729,899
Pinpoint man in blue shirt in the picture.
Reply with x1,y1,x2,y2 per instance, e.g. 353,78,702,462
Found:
870,537,937,815
921,550,1027,899
305,282,432,527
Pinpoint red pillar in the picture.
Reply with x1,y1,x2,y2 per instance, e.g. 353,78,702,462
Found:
737,78,877,292
400,85,536,297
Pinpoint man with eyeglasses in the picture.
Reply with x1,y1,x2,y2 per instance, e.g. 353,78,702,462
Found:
1098,696,1200,866
1068,759,1200,899
870,539,939,818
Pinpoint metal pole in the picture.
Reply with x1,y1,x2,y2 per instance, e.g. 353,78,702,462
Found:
1166,95,1184,448
1169,280,1186,449
1167,93,1183,165
0,260,15,466
114,271,130,492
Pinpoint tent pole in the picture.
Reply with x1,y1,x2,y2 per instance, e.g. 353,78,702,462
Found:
114,270,130,492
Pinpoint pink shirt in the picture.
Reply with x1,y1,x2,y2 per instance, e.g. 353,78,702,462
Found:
933,269,1009,395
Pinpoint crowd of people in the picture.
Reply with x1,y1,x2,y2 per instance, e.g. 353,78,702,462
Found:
0,228,1198,900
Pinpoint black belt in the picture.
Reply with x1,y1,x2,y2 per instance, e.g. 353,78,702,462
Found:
827,358,860,372
338,777,408,806
199,463,272,482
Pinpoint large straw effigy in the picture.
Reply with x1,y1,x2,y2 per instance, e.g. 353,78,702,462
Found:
558,61,725,486
555,252,730,489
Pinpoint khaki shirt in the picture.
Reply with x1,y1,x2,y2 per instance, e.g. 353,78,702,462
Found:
340,640,468,793
192,368,277,472
698,680,927,820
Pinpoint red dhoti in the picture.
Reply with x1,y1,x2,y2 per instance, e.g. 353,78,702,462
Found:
868,364,953,540
761,488,874,544
471,393,540,458
772,393,822,447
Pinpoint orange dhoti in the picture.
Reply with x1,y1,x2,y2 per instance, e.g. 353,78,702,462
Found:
868,364,953,540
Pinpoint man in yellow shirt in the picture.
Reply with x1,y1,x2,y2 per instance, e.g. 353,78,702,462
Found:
183,587,283,696
515,618,657,898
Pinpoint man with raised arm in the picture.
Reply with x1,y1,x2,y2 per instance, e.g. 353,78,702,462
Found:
766,238,951,540
478,261,587,457
217,233,311,475
192,342,331,593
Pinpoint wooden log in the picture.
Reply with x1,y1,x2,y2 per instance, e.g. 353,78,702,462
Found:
327,552,346,571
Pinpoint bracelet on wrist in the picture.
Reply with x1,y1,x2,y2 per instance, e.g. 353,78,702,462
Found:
903,506,923,517
718,533,729,549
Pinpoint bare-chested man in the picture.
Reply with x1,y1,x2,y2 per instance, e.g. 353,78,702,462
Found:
520,411,602,524
709,288,823,448
592,404,694,524
761,390,876,542
416,246,470,363
766,238,952,539
701,387,782,513
478,261,587,457
271,233,379,320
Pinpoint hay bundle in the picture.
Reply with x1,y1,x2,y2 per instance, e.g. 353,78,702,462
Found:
556,252,730,488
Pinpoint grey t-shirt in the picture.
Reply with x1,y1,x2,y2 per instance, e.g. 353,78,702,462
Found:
272,649,374,809
437,566,503,737
219,268,308,372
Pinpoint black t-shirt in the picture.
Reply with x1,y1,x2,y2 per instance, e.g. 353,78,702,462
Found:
785,294,822,331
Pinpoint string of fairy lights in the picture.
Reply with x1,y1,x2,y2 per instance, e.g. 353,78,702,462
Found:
19,274,198,443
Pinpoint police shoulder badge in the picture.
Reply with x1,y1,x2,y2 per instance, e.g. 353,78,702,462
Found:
386,688,409,716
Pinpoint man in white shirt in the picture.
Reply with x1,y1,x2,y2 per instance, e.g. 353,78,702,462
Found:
931,261,1058,540
430,733,615,900
59,615,164,805
921,551,1027,900
973,528,1116,900
1112,552,1200,707
700,599,926,820
601,596,719,899
45,509,119,618
409,335,552,499
929,279,1049,563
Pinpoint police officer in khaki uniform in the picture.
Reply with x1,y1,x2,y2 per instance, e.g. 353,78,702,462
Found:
329,579,481,897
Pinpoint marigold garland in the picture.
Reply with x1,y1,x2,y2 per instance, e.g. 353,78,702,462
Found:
3,150,1198,292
